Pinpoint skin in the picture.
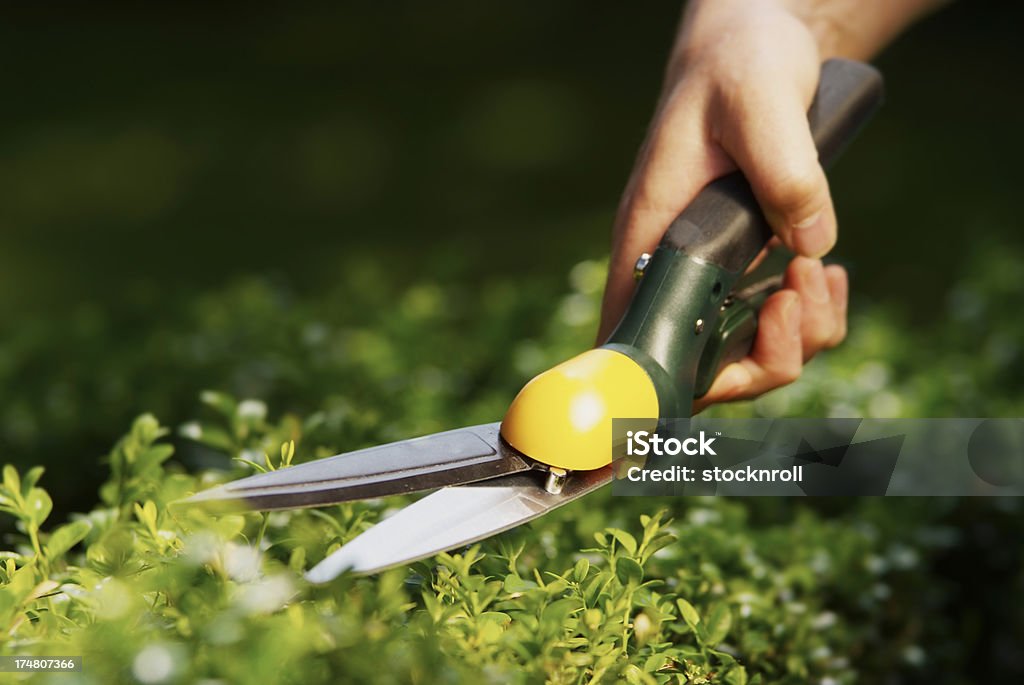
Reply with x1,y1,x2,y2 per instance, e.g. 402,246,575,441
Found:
599,0,947,411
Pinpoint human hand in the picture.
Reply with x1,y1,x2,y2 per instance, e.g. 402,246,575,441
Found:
600,0,854,407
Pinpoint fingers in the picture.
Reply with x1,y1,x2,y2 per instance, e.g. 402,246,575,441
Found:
823,264,848,345
696,290,802,409
784,256,841,358
694,258,848,411
714,79,837,259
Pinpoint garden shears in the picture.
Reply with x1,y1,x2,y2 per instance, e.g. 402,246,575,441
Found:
186,59,884,582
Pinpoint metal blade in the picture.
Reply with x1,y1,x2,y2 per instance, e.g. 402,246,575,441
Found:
305,466,612,582
184,422,534,511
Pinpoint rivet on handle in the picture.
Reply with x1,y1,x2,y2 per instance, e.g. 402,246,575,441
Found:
633,253,652,281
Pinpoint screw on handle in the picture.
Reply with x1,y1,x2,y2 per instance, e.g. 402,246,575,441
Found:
659,58,884,274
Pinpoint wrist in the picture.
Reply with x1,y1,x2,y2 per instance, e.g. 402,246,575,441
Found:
669,0,822,73
776,0,847,58
778,0,948,60
678,0,944,65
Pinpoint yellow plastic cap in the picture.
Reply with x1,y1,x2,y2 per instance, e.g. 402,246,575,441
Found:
500,348,659,470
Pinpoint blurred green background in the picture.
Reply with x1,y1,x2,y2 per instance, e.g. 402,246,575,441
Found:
1,0,1023,676
2,1,1022,316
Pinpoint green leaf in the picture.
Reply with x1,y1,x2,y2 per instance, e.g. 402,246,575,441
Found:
137,445,174,472
234,458,267,474
134,501,159,533
704,604,733,646
615,557,644,586
1,564,36,606
539,598,581,632
573,558,590,583
623,664,646,685
642,653,668,673
281,440,296,467
20,467,45,497
3,466,20,498
194,426,235,453
288,546,306,573
131,413,168,444
677,598,701,633
640,533,677,562
725,666,748,685
583,572,611,606
478,611,512,627
45,520,93,559
503,574,537,593
25,489,52,528
200,390,238,418
606,528,637,556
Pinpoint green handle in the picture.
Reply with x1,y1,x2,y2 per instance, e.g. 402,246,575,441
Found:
603,59,884,417
692,249,791,397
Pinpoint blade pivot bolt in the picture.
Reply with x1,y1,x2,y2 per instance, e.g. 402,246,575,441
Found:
544,467,570,495
633,253,652,281
694,318,705,334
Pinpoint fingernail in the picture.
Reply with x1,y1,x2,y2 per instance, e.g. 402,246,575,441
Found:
805,262,830,304
791,211,833,258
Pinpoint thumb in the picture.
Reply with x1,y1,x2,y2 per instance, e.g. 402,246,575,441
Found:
717,87,836,258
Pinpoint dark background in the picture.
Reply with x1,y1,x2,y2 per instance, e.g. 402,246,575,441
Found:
2,2,1022,319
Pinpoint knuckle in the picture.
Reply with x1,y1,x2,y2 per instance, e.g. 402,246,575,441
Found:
827,322,848,348
808,318,838,351
781,364,802,385
770,359,802,386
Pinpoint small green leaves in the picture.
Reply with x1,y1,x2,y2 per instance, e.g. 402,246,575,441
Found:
200,389,238,418
44,519,92,559
725,665,749,685
233,439,297,474
99,414,174,509
0,465,57,568
3,465,21,497
503,573,537,593
606,528,638,556
0,401,957,683
703,604,733,646
24,488,53,528
280,440,296,468
134,500,159,533
677,598,701,633
615,557,644,586
0,465,47,522
572,558,590,583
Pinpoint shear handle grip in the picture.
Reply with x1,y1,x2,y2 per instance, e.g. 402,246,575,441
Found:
693,249,790,397
660,58,884,273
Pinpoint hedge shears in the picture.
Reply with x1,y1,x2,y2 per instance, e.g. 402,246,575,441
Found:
186,59,884,582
